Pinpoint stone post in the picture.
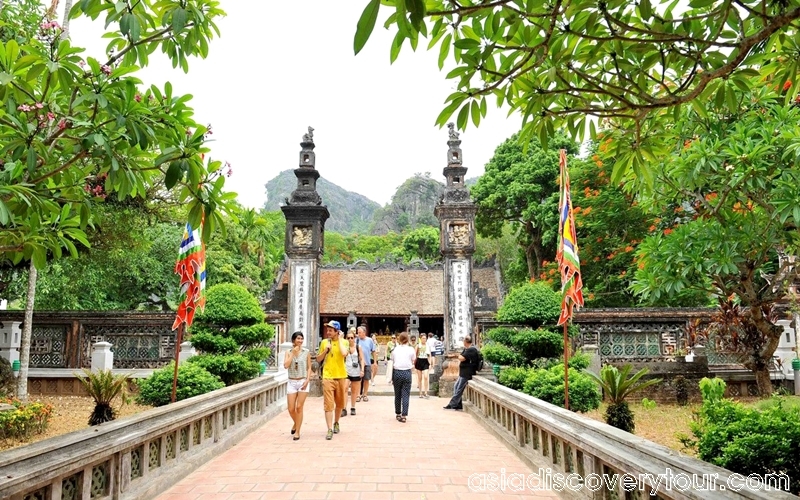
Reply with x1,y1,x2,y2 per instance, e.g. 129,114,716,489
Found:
0,321,21,366
178,341,196,365
583,344,601,375
281,126,329,397
409,311,419,338
795,365,800,396
435,123,477,397
347,311,357,331
91,341,113,372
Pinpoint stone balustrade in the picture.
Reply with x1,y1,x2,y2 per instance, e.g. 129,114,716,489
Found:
464,377,793,500
0,372,288,500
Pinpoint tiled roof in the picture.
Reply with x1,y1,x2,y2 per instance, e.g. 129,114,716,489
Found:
320,269,443,316
272,263,502,316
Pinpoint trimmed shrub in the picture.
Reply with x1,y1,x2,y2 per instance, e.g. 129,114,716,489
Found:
485,327,516,345
522,365,601,413
482,343,522,367
0,397,52,439
496,282,561,327
511,328,563,360
498,366,529,391
137,362,224,407
187,283,274,386
188,354,259,386
568,352,591,370
688,396,800,494
194,283,264,328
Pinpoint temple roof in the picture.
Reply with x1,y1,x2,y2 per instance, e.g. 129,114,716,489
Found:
270,261,502,316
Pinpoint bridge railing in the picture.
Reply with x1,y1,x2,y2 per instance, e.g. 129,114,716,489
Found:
0,372,288,500
464,377,792,500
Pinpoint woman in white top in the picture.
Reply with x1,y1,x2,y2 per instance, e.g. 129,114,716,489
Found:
390,332,416,422
283,331,311,441
344,328,365,416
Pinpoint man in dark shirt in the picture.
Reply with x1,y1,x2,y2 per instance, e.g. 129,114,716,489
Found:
444,335,480,410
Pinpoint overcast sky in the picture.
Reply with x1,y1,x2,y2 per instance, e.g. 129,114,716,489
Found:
62,1,522,208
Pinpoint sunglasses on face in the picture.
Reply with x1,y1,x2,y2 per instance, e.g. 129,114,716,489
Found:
347,336,354,340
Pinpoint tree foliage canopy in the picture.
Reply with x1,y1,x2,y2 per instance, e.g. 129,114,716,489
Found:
355,0,800,187
0,0,230,272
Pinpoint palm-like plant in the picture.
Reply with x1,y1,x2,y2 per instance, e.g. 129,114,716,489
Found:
75,369,130,426
587,364,661,432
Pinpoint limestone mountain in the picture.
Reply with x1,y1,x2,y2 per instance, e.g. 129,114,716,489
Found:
370,173,445,234
263,170,380,234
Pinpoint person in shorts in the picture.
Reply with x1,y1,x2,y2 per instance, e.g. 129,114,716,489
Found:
356,326,376,401
283,331,311,440
317,321,349,440
344,328,365,415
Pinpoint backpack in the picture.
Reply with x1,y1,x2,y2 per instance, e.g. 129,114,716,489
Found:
474,350,484,372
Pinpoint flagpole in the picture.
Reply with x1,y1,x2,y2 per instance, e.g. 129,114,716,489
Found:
171,322,184,404
563,322,570,411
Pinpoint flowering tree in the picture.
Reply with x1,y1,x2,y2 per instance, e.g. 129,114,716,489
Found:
354,0,800,188
0,0,230,399
632,82,800,395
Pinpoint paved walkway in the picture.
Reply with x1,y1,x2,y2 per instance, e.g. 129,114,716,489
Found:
157,395,559,500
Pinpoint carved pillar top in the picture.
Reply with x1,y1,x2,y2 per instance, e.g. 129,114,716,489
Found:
435,123,477,257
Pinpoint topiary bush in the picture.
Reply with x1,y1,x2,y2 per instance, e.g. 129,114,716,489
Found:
482,343,522,367
510,328,563,360
187,283,274,386
485,327,516,345
522,364,601,413
188,354,259,386
137,362,225,407
496,282,561,327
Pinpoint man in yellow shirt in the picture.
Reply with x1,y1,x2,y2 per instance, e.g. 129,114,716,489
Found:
317,321,349,440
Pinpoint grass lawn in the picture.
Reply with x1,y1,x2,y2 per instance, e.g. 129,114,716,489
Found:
584,395,800,456
0,395,151,452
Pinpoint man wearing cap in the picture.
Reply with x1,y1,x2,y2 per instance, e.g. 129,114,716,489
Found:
317,320,349,440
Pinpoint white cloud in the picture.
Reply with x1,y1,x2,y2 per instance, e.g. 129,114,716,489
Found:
61,1,522,207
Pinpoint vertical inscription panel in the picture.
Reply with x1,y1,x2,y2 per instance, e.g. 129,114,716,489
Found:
449,259,472,349
290,261,313,345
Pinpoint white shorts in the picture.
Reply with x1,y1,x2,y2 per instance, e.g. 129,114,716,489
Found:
287,378,309,394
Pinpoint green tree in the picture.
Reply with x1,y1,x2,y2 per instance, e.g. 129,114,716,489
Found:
400,226,440,262
354,0,800,186
187,283,274,386
496,282,561,327
471,133,577,279
0,0,229,399
632,83,800,395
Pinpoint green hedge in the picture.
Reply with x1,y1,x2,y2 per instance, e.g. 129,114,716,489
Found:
496,282,561,327
137,362,225,407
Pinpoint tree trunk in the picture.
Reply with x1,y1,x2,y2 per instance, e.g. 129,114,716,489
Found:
61,0,73,39
747,306,783,397
16,262,38,401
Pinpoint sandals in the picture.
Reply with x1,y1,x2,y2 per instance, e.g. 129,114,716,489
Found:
362,396,369,402
293,435,300,441
396,414,402,421
356,396,362,402
399,416,407,423
291,428,296,435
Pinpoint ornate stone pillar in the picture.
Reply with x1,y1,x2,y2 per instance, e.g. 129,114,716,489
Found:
409,311,419,338
434,123,478,397
281,127,330,396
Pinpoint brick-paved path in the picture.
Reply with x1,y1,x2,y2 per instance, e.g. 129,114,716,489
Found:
157,395,559,500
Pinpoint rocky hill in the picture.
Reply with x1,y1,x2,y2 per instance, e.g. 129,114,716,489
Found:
263,170,380,234
370,173,445,234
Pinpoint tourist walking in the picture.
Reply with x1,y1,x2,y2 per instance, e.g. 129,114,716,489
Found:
284,331,311,441
384,334,397,384
391,332,415,422
426,333,437,371
444,335,480,411
344,328,365,416
415,333,430,398
356,326,376,402
317,321,349,440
